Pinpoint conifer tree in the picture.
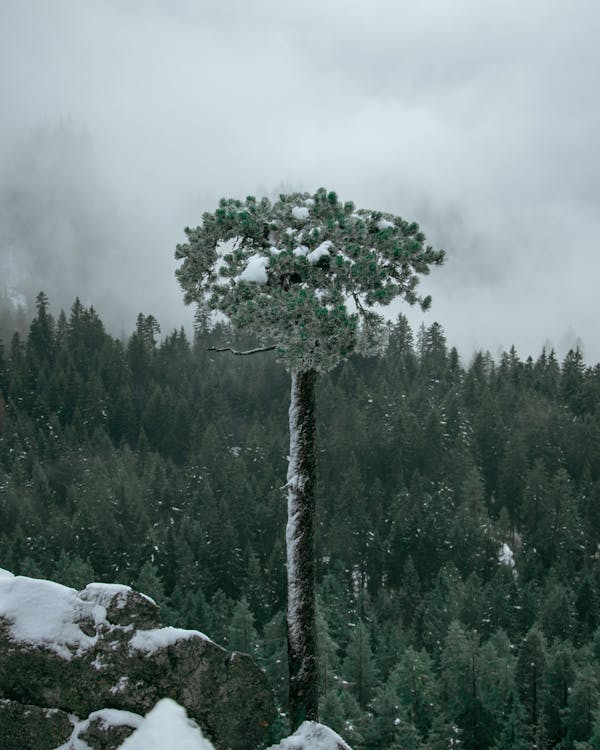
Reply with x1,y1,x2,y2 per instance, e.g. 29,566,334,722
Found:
52,550,95,589
439,622,479,726
228,596,259,655
516,625,547,739
319,688,348,737
582,707,600,750
206,589,234,646
27,292,55,360
257,608,293,721
367,680,402,747
543,639,576,746
475,631,517,745
425,712,462,750
134,560,167,605
490,690,529,750
561,664,598,749
390,646,437,736
175,188,444,727
342,620,379,710
315,599,341,694
391,715,425,750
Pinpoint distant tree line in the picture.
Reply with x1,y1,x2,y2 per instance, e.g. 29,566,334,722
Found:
2,293,600,748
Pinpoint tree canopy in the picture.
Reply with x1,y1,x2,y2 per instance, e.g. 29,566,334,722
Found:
175,188,444,371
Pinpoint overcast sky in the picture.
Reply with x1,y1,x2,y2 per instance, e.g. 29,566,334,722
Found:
1,0,599,361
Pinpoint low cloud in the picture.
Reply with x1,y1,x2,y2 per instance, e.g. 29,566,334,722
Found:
0,0,598,360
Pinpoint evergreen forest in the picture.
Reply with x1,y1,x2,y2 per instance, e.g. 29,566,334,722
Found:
2,293,600,750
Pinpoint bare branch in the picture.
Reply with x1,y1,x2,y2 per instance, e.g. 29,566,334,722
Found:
353,292,367,315
208,345,277,356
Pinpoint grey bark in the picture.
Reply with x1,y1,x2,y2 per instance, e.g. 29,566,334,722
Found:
286,368,319,729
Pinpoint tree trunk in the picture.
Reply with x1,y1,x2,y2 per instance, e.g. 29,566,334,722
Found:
286,368,318,729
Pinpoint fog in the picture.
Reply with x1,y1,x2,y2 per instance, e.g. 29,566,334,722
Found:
1,0,599,360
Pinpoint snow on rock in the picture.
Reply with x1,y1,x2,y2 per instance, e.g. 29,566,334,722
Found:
307,241,333,265
130,626,211,654
0,570,274,749
117,699,216,750
292,206,310,221
81,582,133,609
498,543,515,568
266,721,353,750
0,574,104,659
55,707,144,750
91,707,143,730
239,254,269,284
110,675,130,694
82,582,157,608
376,218,395,230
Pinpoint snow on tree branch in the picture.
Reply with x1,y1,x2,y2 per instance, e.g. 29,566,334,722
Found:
207,345,277,356
175,188,445,372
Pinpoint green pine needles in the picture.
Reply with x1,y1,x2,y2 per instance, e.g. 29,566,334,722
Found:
175,188,445,372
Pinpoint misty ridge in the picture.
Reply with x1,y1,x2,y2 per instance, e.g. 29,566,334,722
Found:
1,122,114,311
0,120,192,341
1,0,599,366
0,119,589,366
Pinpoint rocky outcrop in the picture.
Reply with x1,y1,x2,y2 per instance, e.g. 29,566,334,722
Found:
0,570,274,749
73,708,142,750
0,699,73,750
0,701,144,750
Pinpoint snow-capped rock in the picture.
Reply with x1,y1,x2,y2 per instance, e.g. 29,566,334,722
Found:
0,570,273,750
